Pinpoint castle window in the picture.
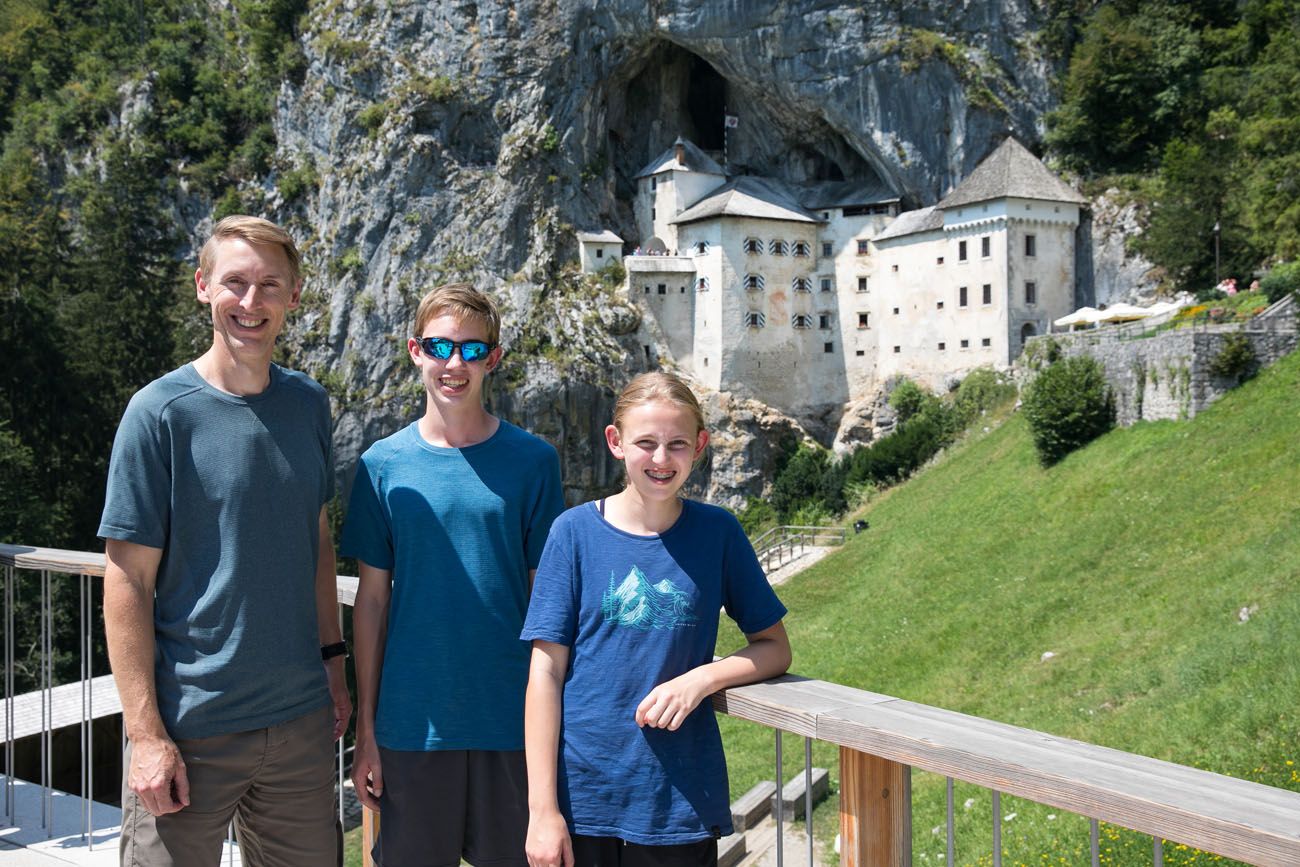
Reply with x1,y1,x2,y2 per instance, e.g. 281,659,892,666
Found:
658,284,666,295
818,313,832,330
650,177,656,191
1025,234,1037,257
792,313,813,329
982,337,992,347
1025,281,1037,305
824,342,834,353
960,339,969,349
822,242,833,257
892,264,899,272
744,237,762,254
893,345,901,353
792,241,811,258
695,241,709,255
981,236,991,258
769,239,788,256
857,312,870,329
982,283,992,305
936,256,944,265
959,286,969,307
744,311,766,328
696,276,710,292
938,342,946,350
892,307,899,315
958,240,968,261
644,345,652,359
855,349,865,356
857,277,868,293
743,274,765,291
596,248,603,258
820,277,832,293
651,207,656,220
856,239,870,255
937,300,945,309
679,286,685,293
792,277,813,293
644,285,651,294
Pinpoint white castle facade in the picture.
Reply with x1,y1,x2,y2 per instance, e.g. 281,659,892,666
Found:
579,137,1086,422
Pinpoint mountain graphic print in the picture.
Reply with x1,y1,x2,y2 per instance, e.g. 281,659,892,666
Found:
601,565,697,630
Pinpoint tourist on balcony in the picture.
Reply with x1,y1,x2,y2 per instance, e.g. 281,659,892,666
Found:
342,282,564,867
523,372,791,867
100,215,351,865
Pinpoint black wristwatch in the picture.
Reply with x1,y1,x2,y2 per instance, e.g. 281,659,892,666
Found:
320,641,348,661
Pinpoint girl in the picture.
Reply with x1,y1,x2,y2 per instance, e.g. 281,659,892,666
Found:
522,372,792,867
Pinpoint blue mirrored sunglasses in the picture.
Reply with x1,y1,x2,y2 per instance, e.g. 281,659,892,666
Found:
416,336,495,362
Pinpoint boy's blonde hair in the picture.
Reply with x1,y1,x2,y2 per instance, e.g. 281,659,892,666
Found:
199,215,302,286
612,372,707,437
413,282,501,345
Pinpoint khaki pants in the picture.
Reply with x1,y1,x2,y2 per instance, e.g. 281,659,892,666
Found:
121,705,339,867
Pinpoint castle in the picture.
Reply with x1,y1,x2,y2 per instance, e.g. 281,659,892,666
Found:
577,136,1086,429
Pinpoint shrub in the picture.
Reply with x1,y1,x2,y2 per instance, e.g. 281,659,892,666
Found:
952,367,1017,426
888,378,932,424
770,445,832,520
356,102,387,136
1259,261,1300,304
1208,333,1257,382
1022,356,1116,466
735,496,778,538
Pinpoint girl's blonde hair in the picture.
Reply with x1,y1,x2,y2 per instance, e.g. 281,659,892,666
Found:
612,372,707,436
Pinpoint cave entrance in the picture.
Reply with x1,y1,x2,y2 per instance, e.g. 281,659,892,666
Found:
686,55,726,150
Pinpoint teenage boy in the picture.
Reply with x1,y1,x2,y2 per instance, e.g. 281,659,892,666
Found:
343,282,565,867
101,215,351,866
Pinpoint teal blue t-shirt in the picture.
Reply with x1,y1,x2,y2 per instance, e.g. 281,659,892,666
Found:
340,420,564,751
98,363,333,739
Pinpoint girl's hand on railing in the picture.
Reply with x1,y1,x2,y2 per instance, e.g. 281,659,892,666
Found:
526,808,574,867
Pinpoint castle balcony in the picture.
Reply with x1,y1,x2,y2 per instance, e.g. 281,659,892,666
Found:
625,254,698,274
3,543,1300,866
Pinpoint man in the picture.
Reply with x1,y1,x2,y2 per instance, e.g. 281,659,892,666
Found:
101,215,351,866
342,282,564,867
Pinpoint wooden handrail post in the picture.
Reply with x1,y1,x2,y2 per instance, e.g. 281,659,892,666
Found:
362,807,379,867
840,747,911,867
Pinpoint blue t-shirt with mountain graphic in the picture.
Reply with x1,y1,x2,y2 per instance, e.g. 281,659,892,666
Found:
521,499,787,845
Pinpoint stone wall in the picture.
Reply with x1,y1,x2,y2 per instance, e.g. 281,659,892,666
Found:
1025,299,1297,425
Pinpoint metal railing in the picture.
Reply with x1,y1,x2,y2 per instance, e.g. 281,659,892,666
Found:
752,525,848,573
4,543,1300,866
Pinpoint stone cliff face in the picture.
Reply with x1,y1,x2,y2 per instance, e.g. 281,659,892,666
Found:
268,0,1067,506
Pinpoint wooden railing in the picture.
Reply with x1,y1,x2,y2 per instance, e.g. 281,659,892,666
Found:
5,544,1300,866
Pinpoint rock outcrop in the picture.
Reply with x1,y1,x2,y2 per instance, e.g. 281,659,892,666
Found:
263,0,1074,503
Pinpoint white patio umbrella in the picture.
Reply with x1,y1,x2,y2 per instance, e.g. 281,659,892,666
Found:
1053,306,1101,330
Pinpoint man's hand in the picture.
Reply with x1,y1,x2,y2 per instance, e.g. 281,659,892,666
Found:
128,734,190,816
526,808,574,867
325,658,351,741
634,669,708,731
351,735,383,811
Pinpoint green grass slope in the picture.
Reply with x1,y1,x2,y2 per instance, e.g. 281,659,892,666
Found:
719,349,1300,866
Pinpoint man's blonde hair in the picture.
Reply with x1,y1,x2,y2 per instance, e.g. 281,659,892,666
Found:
199,215,302,286
413,282,502,345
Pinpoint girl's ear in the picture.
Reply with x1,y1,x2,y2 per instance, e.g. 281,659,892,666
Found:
693,428,710,460
604,424,625,460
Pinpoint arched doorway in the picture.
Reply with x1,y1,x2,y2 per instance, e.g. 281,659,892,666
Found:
1020,321,1038,351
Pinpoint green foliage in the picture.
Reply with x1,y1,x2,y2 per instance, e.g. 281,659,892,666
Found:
735,496,778,539
888,378,932,425
1022,356,1116,466
769,445,832,519
595,258,626,287
891,27,1008,114
277,156,319,202
1048,0,1300,290
355,101,387,136
1259,261,1300,303
399,73,458,103
331,247,364,276
1208,332,1258,382
951,367,1018,426
538,124,560,153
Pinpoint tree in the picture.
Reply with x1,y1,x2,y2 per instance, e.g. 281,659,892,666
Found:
1022,357,1116,467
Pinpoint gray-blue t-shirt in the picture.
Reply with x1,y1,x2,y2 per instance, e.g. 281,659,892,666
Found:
98,363,333,740
521,500,787,844
340,419,564,751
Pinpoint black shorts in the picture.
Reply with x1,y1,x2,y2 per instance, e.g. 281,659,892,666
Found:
571,835,718,867
373,748,528,867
